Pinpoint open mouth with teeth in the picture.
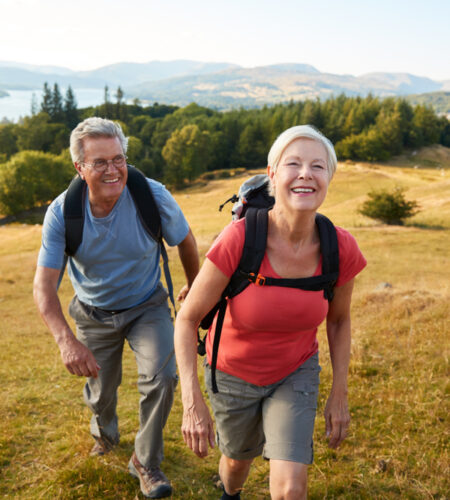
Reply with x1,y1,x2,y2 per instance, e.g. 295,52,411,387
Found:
103,178,120,184
291,187,315,193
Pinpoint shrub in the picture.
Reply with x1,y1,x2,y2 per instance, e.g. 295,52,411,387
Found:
359,187,419,225
0,150,74,215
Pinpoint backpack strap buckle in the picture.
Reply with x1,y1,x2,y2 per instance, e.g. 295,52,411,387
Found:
248,273,266,286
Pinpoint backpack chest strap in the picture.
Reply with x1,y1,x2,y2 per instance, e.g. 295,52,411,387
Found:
244,270,339,291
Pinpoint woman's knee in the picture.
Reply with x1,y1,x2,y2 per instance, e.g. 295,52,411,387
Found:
221,455,253,475
271,482,307,500
270,461,308,500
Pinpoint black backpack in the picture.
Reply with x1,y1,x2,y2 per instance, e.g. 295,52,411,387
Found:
59,165,176,310
200,175,339,393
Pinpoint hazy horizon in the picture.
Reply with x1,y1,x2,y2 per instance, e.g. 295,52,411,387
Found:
1,0,449,81
0,58,448,82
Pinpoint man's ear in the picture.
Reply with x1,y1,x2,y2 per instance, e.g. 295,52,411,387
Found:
74,162,84,179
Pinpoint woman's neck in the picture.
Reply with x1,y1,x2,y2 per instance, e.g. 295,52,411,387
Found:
269,205,318,246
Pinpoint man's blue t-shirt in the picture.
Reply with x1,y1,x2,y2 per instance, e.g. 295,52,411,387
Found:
38,178,189,310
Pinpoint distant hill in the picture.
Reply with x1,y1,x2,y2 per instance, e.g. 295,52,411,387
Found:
0,61,74,76
79,61,239,87
0,89,8,98
0,60,237,90
129,65,445,109
0,59,448,110
405,91,450,115
0,66,106,90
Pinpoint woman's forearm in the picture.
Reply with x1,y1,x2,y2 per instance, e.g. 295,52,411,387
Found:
326,317,351,392
174,317,204,405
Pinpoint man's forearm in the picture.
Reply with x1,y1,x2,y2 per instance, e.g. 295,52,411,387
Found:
34,281,75,345
178,229,199,287
33,266,76,346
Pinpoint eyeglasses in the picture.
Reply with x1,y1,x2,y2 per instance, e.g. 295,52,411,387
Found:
82,154,127,172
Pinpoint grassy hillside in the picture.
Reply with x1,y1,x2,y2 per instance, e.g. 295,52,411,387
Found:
0,159,448,498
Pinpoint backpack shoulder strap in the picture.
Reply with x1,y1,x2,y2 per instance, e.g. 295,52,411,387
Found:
208,207,269,393
126,165,176,313
226,207,268,298
59,174,86,290
63,174,86,257
126,165,161,241
200,207,268,329
315,213,339,301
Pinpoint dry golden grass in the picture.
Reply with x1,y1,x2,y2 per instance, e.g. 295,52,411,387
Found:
0,159,448,498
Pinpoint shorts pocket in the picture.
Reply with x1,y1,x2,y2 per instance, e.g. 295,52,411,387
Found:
292,381,319,408
204,363,248,401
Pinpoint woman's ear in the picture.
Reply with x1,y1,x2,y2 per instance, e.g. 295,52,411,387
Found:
267,165,276,193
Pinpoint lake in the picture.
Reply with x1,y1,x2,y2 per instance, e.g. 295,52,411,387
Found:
0,88,106,122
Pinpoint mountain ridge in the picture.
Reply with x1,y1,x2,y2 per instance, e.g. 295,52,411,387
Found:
1,60,449,110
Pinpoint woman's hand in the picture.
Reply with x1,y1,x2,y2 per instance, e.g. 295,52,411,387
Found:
324,389,350,448
181,396,215,458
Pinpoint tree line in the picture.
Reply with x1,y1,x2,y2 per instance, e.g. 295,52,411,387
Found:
0,83,449,214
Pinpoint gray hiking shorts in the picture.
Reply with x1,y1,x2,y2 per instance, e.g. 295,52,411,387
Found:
204,353,321,464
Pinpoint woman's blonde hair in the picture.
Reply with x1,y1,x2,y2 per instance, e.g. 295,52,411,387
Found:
267,125,337,179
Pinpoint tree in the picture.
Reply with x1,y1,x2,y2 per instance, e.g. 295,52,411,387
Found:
64,86,79,129
50,83,64,122
15,113,69,153
31,93,38,116
237,120,269,168
162,124,211,188
126,136,143,165
0,124,18,160
102,85,113,118
40,82,52,115
115,86,124,105
359,187,419,225
115,86,128,121
375,102,404,155
411,105,441,147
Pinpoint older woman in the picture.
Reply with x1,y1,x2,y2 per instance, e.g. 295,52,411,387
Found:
174,125,366,500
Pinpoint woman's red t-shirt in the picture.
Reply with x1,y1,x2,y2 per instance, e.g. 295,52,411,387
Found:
205,218,366,386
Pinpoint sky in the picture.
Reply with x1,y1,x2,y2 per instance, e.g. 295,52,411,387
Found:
0,0,449,80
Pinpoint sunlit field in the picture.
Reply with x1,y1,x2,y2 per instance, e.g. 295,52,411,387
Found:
0,156,448,498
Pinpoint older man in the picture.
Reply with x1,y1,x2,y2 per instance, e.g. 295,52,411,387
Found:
33,117,199,499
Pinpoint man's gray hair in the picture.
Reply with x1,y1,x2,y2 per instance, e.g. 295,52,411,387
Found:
267,125,337,180
70,117,128,164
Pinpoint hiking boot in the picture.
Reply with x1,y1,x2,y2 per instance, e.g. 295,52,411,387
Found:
128,452,172,498
89,436,115,456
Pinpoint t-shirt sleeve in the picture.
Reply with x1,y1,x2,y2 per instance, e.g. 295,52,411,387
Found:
335,227,367,287
206,219,245,277
147,179,189,246
37,194,66,270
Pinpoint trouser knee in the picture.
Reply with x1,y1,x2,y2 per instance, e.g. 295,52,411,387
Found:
137,366,177,397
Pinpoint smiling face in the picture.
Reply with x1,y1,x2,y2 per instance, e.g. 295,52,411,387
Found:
74,135,128,209
269,137,330,214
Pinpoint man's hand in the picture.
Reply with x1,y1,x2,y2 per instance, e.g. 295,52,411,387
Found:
177,284,190,302
59,336,100,378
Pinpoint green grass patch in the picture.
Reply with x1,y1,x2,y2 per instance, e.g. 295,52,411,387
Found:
0,162,448,498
